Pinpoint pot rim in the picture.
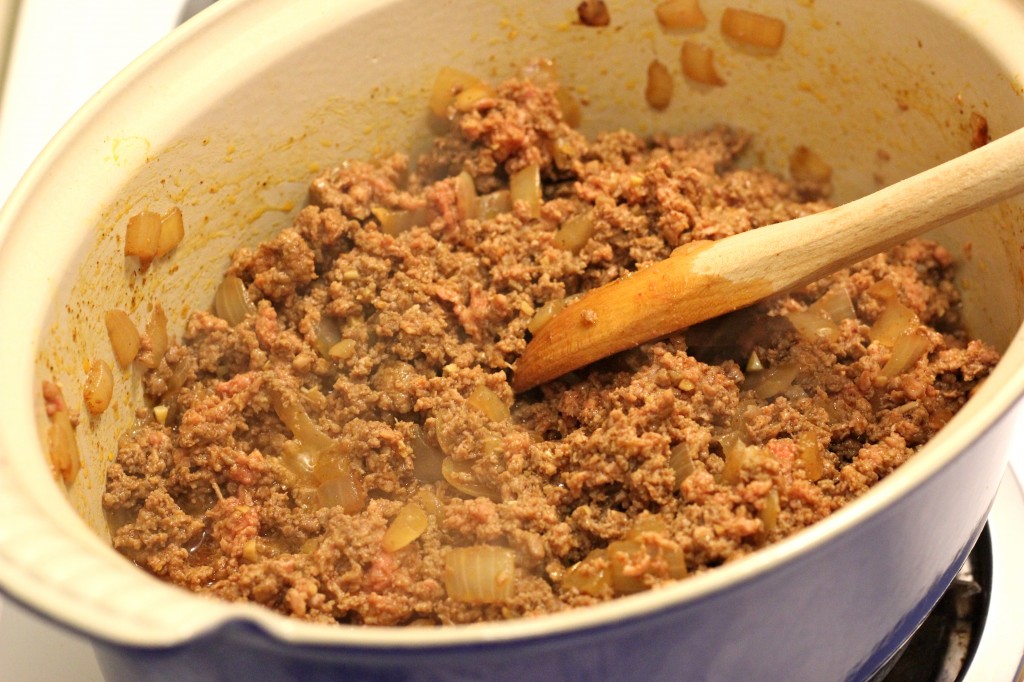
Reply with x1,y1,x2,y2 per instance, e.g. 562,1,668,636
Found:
0,0,1022,651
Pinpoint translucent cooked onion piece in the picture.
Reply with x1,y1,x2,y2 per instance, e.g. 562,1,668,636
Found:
328,339,357,361
655,0,707,28
452,83,495,113
466,384,510,422
759,488,780,534
606,540,647,594
214,275,256,326
124,210,161,266
881,329,931,379
314,316,342,356
668,441,697,485
83,359,114,415
410,426,445,483
797,431,824,481
555,88,582,128
155,207,185,258
869,301,920,347
315,461,366,514
563,548,611,596
680,40,725,86
47,409,80,484
105,309,141,368
444,546,516,603
270,389,335,453
139,303,169,369
721,7,786,49
509,163,542,218
453,171,480,221
553,210,595,253
414,488,445,524
372,206,431,236
645,59,673,111
809,286,856,323
720,438,748,485
442,457,500,500
786,308,839,343
746,361,799,400
527,298,566,335
478,190,512,219
429,67,487,119
382,502,429,553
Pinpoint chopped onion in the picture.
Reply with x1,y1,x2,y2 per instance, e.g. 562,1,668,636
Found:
328,339,357,361
606,540,646,594
562,548,611,595
655,0,707,28
668,441,697,485
315,461,365,514
881,329,931,379
410,426,445,482
789,146,832,186
527,298,566,335
139,303,169,369
442,457,499,500
105,309,141,368
869,301,920,347
466,384,510,422
372,206,431,235
721,7,785,49
797,431,824,480
414,488,445,523
83,359,114,415
270,389,335,453
214,275,256,326
444,545,516,603
746,350,764,373
555,88,582,128
759,488,780,534
155,207,185,258
314,316,342,356
554,210,595,253
47,409,79,484
478,190,512,219
645,59,673,111
452,82,494,113
809,286,856,323
382,502,429,553
429,67,487,119
453,171,480,221
746,361,799,400
509,164,542,218
153,405,169,425
787,309,839,342
680,40,725,86
124,210,161,266
281,441,316,479
720,438,747,484
867,279,899,304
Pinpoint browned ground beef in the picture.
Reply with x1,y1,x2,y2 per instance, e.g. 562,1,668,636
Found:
103,72,1000,625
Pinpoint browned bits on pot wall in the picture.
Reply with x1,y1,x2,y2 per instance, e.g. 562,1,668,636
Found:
577,0,610,26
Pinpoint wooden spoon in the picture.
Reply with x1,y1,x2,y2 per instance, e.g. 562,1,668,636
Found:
512,127,1024,392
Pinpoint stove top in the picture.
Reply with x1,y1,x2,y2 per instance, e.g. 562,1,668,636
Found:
1,2,1023,680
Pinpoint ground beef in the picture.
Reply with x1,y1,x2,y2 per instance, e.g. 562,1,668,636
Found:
103,70,1000,626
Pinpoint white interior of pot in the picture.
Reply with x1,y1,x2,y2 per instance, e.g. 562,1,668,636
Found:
2,0,1023,646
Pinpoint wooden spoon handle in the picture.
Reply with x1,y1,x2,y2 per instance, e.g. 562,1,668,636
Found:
512,127,1024,392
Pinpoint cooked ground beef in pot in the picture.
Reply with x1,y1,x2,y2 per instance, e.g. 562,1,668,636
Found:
102,70,1000,625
